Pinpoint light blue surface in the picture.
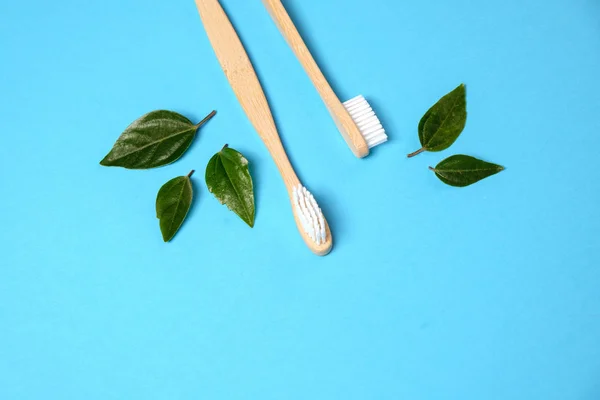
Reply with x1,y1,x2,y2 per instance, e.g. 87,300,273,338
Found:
1,0,599,398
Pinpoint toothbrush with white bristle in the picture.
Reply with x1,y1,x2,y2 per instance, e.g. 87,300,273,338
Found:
262,0,388,158
195,0,332,256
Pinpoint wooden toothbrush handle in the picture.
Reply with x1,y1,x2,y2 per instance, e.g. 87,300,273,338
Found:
262,0,338,102
262,0,369,157
195,0,299,189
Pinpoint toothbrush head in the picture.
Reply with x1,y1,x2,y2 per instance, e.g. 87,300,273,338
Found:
292,184,333,256
343,95,388,150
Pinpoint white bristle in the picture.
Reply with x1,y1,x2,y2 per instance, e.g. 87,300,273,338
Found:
292,184,326,245
343,95,388,148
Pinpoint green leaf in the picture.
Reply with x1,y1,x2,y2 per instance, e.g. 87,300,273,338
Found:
156,171,195,242
408,84,467,157
205,145,255,227
430,154,504,187
100,110,216,169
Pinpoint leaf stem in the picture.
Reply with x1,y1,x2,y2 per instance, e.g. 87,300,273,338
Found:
428,166,435,171
195,110,217,128
221,143,229,151
407,147,426,158
187,170,195,178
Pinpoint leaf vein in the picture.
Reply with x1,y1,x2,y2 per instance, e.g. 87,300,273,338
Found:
221,155,250,221
166,180,187,236
112,125,195,161
425,97,462,147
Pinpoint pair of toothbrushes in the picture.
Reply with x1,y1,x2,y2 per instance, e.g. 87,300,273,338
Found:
195,0,387,256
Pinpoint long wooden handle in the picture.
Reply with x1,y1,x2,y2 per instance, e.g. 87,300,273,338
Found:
262,0,337,105
195,0,299,189
262,0,369,157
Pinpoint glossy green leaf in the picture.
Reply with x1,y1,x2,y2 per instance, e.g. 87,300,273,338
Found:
156,171,194,242
430,154,504,187
100,110,215,169
408,84,467,157
206,145,254,227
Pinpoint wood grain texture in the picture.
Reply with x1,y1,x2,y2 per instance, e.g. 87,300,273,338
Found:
262,0,369,158
195,0,332,255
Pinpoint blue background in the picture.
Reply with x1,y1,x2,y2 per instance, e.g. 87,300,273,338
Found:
1,0,599,398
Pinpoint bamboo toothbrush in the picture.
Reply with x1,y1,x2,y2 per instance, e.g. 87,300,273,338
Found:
262,0,387,158
195,0,332,256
